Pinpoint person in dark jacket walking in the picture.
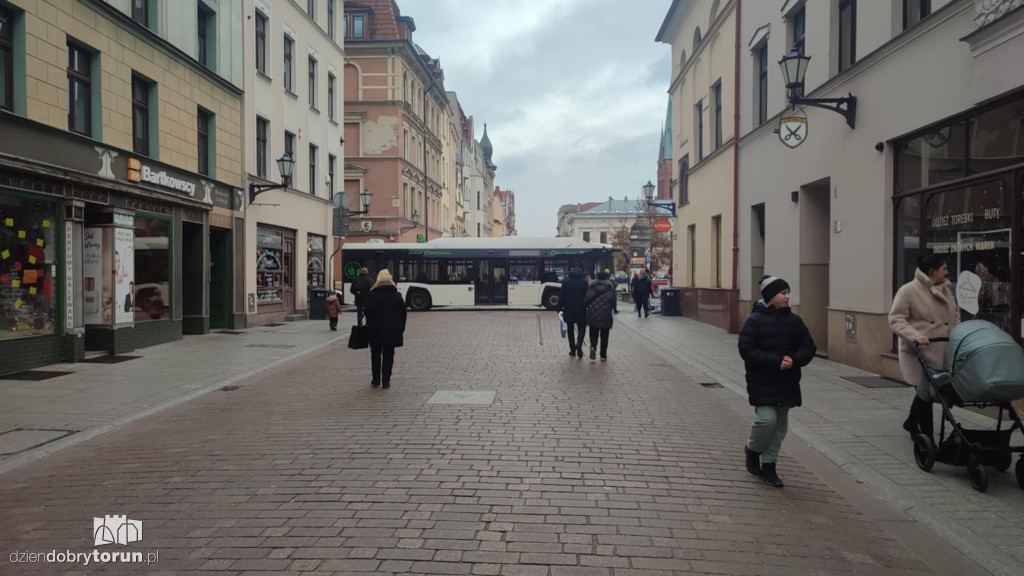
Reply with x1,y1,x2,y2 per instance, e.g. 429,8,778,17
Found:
351,268,374,326
738,275,816,488
363,270,407,389
632,273,653,318
584,269,617,361
559,268,589,358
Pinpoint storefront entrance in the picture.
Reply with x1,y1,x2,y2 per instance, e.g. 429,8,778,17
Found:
209,228,231,330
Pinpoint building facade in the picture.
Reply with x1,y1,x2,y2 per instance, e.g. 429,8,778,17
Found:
657,0,740,332
557,198,644,247
0,0,244,375
242,0,341,325
342,0,448,247
735,0,1024,376
494,186,517,236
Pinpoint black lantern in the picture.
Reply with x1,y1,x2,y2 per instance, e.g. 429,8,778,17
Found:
250,154,297,203
778,47,810,92
778,46,856,129
642,180,656,202
642,179,675,217
360,188,372,211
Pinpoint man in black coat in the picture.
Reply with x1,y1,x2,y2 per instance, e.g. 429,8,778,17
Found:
363,270,407,389
632,273,653,318
559,268,589,358
584,270,617,361
351,268,374,326
738,275,816,487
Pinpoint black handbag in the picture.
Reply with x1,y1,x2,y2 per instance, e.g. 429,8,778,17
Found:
348,325,369,349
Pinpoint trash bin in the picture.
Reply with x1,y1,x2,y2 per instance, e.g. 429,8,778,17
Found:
661,287,682,317
308,289,329,320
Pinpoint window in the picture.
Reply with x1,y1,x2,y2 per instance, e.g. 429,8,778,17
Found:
328,73,335,120
477,222,481,237
343,14,349,38
600,232,608,244
0,6,12,111
791,6,805,97
403,72,408,102
403,129,408,160
283,36,294,92
678,156,689,205
903,0,931,30
255,11,266,75
134,216,172,321
757,43,768,126
695,100,704,162
256,117,268,178
693,27,702,51
308,56,317,108
307,234,325,289
477,190,480,206
403,183,408,219
132,0,149,28
509,260,539,282
256,225,294,305
712,215,721,287
582,231,591,242
0,193,58,340
328,0,336,39
352,14,364,38
284,130,295,168
197,2,214,69
839,0,856,73
307,0,316,19
131,74,151,156
713,81,722,150
308,144,317,195
688,224,696,286
328,154,336,196
67,42,92,136
197,108,212,176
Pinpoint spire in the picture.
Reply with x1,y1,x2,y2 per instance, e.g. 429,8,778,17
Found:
662,97,673,160
481,123,496,170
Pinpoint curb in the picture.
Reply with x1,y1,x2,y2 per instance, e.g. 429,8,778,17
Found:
0,333,346,477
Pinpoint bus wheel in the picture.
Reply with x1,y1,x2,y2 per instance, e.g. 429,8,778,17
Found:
408,289,432,312
543,289,559,311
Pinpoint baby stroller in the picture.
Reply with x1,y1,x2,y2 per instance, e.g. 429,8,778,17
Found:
912,320,1024,492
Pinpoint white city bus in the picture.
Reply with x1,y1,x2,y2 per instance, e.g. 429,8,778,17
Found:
341,237,621,311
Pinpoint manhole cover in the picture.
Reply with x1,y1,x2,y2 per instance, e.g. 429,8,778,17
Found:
841,376,906,388
83,355,141,364
0,370,74,381
427,391,496,405
0,428,77,456
244,344,296,349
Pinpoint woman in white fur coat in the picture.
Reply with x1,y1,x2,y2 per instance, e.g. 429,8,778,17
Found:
888,253,960,440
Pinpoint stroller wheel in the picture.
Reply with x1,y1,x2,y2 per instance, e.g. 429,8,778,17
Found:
968,456,989,493
1016,457,1024,490
913,434,936,472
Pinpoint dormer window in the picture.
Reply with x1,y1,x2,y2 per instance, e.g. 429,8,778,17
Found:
346,13,366,39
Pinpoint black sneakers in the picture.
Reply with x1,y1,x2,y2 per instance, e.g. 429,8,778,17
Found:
744,447,761,476
382,381,390,389
760,463,784,488
371,380,380,388
576,349,583,358
569,348,576,357
590,348,597,360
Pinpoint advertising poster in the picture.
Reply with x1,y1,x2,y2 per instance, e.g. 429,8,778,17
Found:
114,227,135,325
83,227,106,325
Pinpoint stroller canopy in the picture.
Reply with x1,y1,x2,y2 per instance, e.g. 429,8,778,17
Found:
945,320,1024,403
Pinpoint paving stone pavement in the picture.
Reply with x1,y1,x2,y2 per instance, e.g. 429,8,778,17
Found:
615,312,1024,576
0,312,992,575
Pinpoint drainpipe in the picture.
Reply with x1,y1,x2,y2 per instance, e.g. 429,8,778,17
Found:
731,0,742,331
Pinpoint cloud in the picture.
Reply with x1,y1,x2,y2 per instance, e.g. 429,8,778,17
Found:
397,0,673,235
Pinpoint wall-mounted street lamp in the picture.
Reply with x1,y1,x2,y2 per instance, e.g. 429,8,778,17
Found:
249,154,295,203
397,210,420,237
779,47,857,129
642,180,676,217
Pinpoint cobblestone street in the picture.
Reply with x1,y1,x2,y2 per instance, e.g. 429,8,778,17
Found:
0,312,994,575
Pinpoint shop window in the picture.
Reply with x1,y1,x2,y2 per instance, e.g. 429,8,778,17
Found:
968,99,1024,176
509,260,539,283
896,121,967,193
895,194,921,289
307,234,325,289
134,215,171,321
67,41,92,136
256,225,294,304
924,180,1012,333
0,193,58,340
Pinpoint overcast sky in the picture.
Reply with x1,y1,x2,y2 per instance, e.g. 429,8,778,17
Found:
398,0,673,237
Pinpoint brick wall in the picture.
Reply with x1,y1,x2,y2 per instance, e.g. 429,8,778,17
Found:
0,335,66,376
84,320,181,354
17,0,242,186
182,316,209,335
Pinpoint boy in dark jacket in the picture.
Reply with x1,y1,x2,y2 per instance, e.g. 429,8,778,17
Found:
738,275,816,487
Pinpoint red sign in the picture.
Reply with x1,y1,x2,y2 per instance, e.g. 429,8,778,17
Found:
652,219,672,233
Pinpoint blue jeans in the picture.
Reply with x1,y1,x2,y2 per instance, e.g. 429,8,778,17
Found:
356,305,365,326
567,321,586,351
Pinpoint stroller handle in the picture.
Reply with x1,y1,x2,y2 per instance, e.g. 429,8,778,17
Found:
912,337,949,349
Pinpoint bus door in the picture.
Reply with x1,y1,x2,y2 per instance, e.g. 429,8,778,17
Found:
491,259,508,305
474,260,491,304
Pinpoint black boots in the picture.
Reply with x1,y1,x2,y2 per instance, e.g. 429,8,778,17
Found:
760,463,784,487
744,447,761,476
569,347,576,357
590,347,597,360
904,396,934,438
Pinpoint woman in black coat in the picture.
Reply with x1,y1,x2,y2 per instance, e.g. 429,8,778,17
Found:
363,269,407,389
559,268,589,358
584,270,617,361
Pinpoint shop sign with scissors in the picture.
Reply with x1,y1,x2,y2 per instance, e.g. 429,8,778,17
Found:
779,109,808,149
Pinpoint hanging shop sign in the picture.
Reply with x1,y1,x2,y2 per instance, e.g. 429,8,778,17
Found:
779,108,808,149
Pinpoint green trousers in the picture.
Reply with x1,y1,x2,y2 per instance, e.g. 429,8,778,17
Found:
746,406,790,463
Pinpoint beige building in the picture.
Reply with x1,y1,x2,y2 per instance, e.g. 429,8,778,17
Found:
657,0,740,332
243,0,343,324
0,0,245,375
736,0,1024,375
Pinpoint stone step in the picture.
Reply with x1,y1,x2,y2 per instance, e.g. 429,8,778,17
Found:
285,314,306,322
